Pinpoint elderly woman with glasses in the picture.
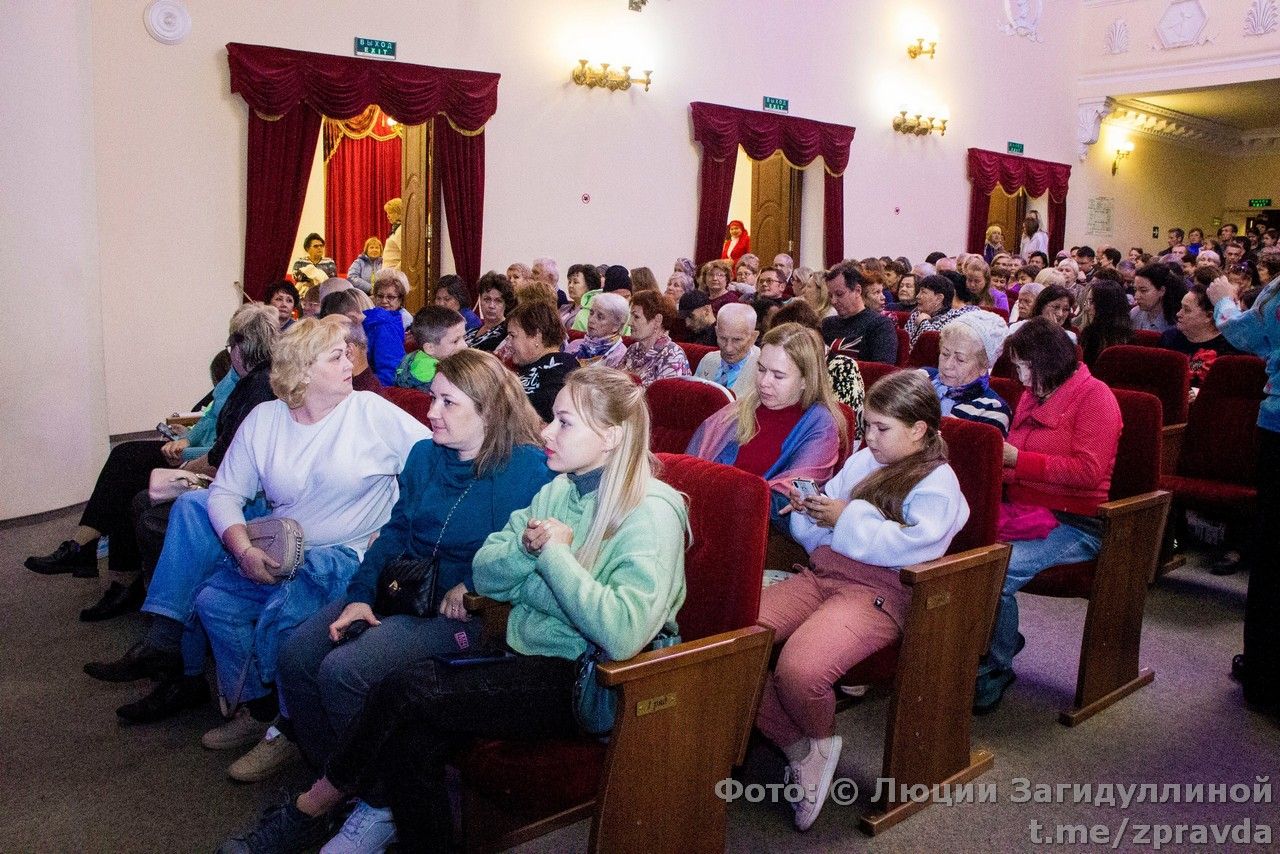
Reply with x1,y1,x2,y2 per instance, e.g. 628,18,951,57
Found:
365,269,413,385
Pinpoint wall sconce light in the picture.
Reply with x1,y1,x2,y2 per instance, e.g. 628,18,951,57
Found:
571,59,653,92
1112,140,1134,175
892,110,948,137
906,37,937,59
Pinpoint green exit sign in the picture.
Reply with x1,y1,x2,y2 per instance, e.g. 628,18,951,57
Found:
355,37,396,59
1007,141,1025,155
1249,198,1273,208
763,96,789,113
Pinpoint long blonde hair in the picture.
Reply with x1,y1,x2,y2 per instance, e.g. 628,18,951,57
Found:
733,322,848,453
562,366,660,570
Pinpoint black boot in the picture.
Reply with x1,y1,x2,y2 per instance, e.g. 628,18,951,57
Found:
24,539,99,578
84,641,181,683
116,675,209,724
79,578,145,622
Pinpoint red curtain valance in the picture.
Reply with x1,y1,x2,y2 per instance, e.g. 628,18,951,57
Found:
690,102,855,268
966,147,1070,203
227,42,498,131
691,102,854,175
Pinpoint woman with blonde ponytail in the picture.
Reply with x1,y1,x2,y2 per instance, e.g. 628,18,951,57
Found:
219,365,689,852
755,370,969,833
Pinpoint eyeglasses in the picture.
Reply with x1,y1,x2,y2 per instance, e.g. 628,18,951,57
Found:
375,292,400,304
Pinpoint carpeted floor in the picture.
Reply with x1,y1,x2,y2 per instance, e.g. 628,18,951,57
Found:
1,507,1276,852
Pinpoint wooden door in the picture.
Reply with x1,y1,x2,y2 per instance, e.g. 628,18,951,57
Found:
400,121,442,313
986,187,1025,256
751,152,802,265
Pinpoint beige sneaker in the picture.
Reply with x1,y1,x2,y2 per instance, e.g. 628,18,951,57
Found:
786,734,843,832
202,708,269,751
227,725,301,783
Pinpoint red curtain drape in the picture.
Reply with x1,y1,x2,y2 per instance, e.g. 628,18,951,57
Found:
228,43,499,300
690,102,855,267
966,148,1071,259
243,104,324,300
434,116,485,297
324,108,403,271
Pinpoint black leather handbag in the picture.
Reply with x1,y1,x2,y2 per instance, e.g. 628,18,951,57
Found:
372,481,474,618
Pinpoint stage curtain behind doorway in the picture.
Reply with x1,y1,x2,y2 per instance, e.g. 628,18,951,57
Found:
324,107,403,272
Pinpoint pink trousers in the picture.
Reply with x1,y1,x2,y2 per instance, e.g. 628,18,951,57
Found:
755,546,910,748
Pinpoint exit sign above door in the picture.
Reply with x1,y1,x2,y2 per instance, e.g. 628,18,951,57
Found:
1249,198,1273,208
355,37,396,59
763,96,789,113
1007,141,1025,155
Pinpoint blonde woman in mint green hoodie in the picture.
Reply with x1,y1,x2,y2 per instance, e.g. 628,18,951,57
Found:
217,366,688,854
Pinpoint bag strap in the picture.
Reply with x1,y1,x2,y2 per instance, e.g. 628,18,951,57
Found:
428,480,475,564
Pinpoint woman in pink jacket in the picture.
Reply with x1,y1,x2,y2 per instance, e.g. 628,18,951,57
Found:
973,317,1121,714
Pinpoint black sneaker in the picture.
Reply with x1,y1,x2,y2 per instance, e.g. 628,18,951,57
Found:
217,801,333,854
116,675,209,724
85,641,182,683
24,539,99,577
80,578,145,622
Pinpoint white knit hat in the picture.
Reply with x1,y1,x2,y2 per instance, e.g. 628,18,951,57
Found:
949,309,1009,368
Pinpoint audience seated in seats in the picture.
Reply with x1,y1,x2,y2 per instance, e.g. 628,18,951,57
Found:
770,300,866,438
677,290,719,347
774,253,796,294
1009,283,1079,344
381,199,402,272
1160,284,1242,388
695,302,761,396
905,274,972,347
394,306,467,392
531,257,563,302
278,350,555,782
630,266,659,294
1078,277,1134,367
465,271,515,353
620,290,691,386
565,291,629,368
964,257,1009,311
25,305,279,622
365,269,414,385
700,259,738,314
345,237,383,295
673,256,697,284
1010,281,1043,324
219,367,688,853
505,261,531,290
299,287,322,319
761,370,968,831
318,294,382,392
192,318,430,783
562,263,601,331
972,317,1121,714
820,264,898,363
291,232,338,291
1209,247,1280,712
264,281,301,332
731,253,760,298
1130,262,1186,334
665,269,694,302
923,310,1013,437
687,322,847,521
755,266,788,303
790,266,833,318
859,271,889,315
893,271,918,312
432,275,481,331
507,300,577,422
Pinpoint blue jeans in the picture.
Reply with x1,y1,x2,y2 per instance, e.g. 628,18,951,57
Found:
141,489,269,676
982,522,1101,674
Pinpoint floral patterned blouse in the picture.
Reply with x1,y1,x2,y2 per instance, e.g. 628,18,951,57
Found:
620,337,692,386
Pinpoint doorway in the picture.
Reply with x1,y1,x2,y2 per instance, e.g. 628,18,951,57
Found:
987,186,1026,256
751,152,802,265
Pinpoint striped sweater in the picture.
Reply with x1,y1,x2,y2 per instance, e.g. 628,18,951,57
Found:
922,368,1012,437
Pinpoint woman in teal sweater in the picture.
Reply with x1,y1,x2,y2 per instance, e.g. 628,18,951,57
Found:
220,366,689,854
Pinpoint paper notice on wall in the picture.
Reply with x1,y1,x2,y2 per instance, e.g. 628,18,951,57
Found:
1086,196,1114,236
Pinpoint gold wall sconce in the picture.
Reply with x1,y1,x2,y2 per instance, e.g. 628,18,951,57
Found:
1112,141,1134,175
571,59,653,92
892,110,948,137
907,37,937,59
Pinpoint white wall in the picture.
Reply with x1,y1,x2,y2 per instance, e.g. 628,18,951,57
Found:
0,1,110,518
292,134,327,264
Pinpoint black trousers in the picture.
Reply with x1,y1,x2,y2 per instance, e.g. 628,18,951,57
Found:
324,652,577,851
79,440,167,575
130,489,172,583
1244,427,1280,705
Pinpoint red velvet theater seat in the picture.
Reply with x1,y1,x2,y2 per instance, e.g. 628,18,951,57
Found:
989,376,1025,414
1159,355,1266,513
1094,344,1190,426
1021,388,1170,726
1131,329,1163,347
645,377,732,455
379,386,432,427
856,359,901,391
677,341,716,373
980,305,1010,323
458,454,772,853
890,309,911,328
909,330,941,368
895,326,912,367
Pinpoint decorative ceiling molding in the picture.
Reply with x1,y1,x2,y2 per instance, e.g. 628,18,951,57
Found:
1103,97,1280,155
1152,0,1212,50
1078,97,1115,161
1244,0,1279,36
1105,19,1131,54
1078,47,1280,87
998,0,1045,42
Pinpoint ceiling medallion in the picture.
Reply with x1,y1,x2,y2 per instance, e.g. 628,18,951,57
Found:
143,0,191,45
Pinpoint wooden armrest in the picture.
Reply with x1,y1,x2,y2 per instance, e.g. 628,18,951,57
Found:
165,413,201,427
1095,490,1171,519
596,626,772,687
462,593,505,612
462,594,511,651
1160,423,1184,476
898,543,1012,585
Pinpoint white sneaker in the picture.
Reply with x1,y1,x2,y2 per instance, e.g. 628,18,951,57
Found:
785,735,843,832
227,725,300,783
320,800,398,853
